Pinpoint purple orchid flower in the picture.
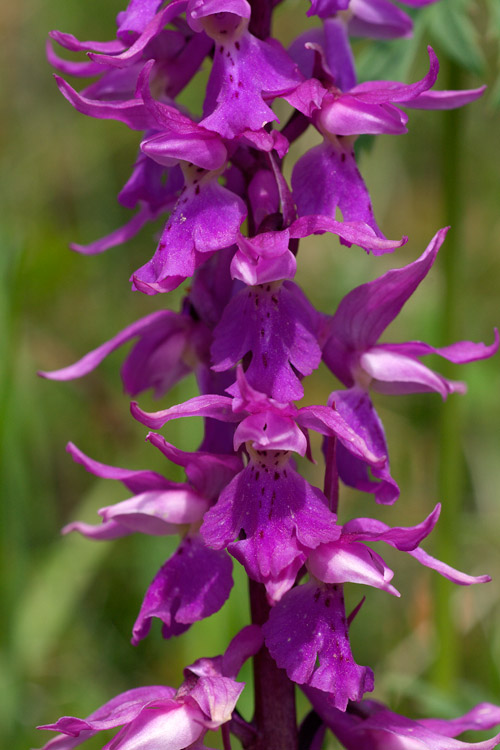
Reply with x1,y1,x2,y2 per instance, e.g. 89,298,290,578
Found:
39,308,210,399
132,533,234,642
62,435,241,540
290,47,485,237
307,503,491,593
263,581,374,710
322,228,499,503
262,505,489,709
37,626,263,750
306,691,500,749
307,0,438,41
323,228,499,397
131,367,392,599
185,0,302,139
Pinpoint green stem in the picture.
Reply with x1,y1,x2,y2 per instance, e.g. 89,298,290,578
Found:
433,58,464,694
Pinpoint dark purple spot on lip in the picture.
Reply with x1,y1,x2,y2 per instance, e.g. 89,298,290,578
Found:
262,352,268,368
314,588,321,602
195,185,200,195
341,153,346,162
235,41,240,50
273,471,280,480
219,45,224,53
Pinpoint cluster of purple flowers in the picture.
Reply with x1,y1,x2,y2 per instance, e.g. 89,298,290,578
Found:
39,0,500,748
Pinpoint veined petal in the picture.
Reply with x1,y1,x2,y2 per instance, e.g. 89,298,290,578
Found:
132,536,233,642
263,582,374,708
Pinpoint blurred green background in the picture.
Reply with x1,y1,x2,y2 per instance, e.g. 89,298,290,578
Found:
1,1,500,748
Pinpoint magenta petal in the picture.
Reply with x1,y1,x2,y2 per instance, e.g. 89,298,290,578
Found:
297,404,386,466
211,281,321,401
348,0,413,39
379,330,500,365
343,503,441,550
62,519,131,541
89,1,188,67
48,30,125,54
187,0,251,30
288,20,356,92
38,686,175,736
405,85,486,110
132,536,233,643
133,179,246,292
318,94,408,136
408,547,491,586
307,694,500,750
54,76,151,130
146,432,242,498
331,388,399,504
66,442,171,493
421,703,500,737
39,310,184,385
289,214,407,255
120,315,204,399
99,487,209,534
292,142,385,240
230,247,297,284
116,0,164,40
325,227,449,353
233,411,307,454
69,205,155,256
201,460,339,597
222,625,263,678
307,540,399,595
263,582,374,708
131,394,237,430
46,39,103,77
187,675,244,727
360,346,463,398
348,47,439,104
104,702,205,750
200,32,301,139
